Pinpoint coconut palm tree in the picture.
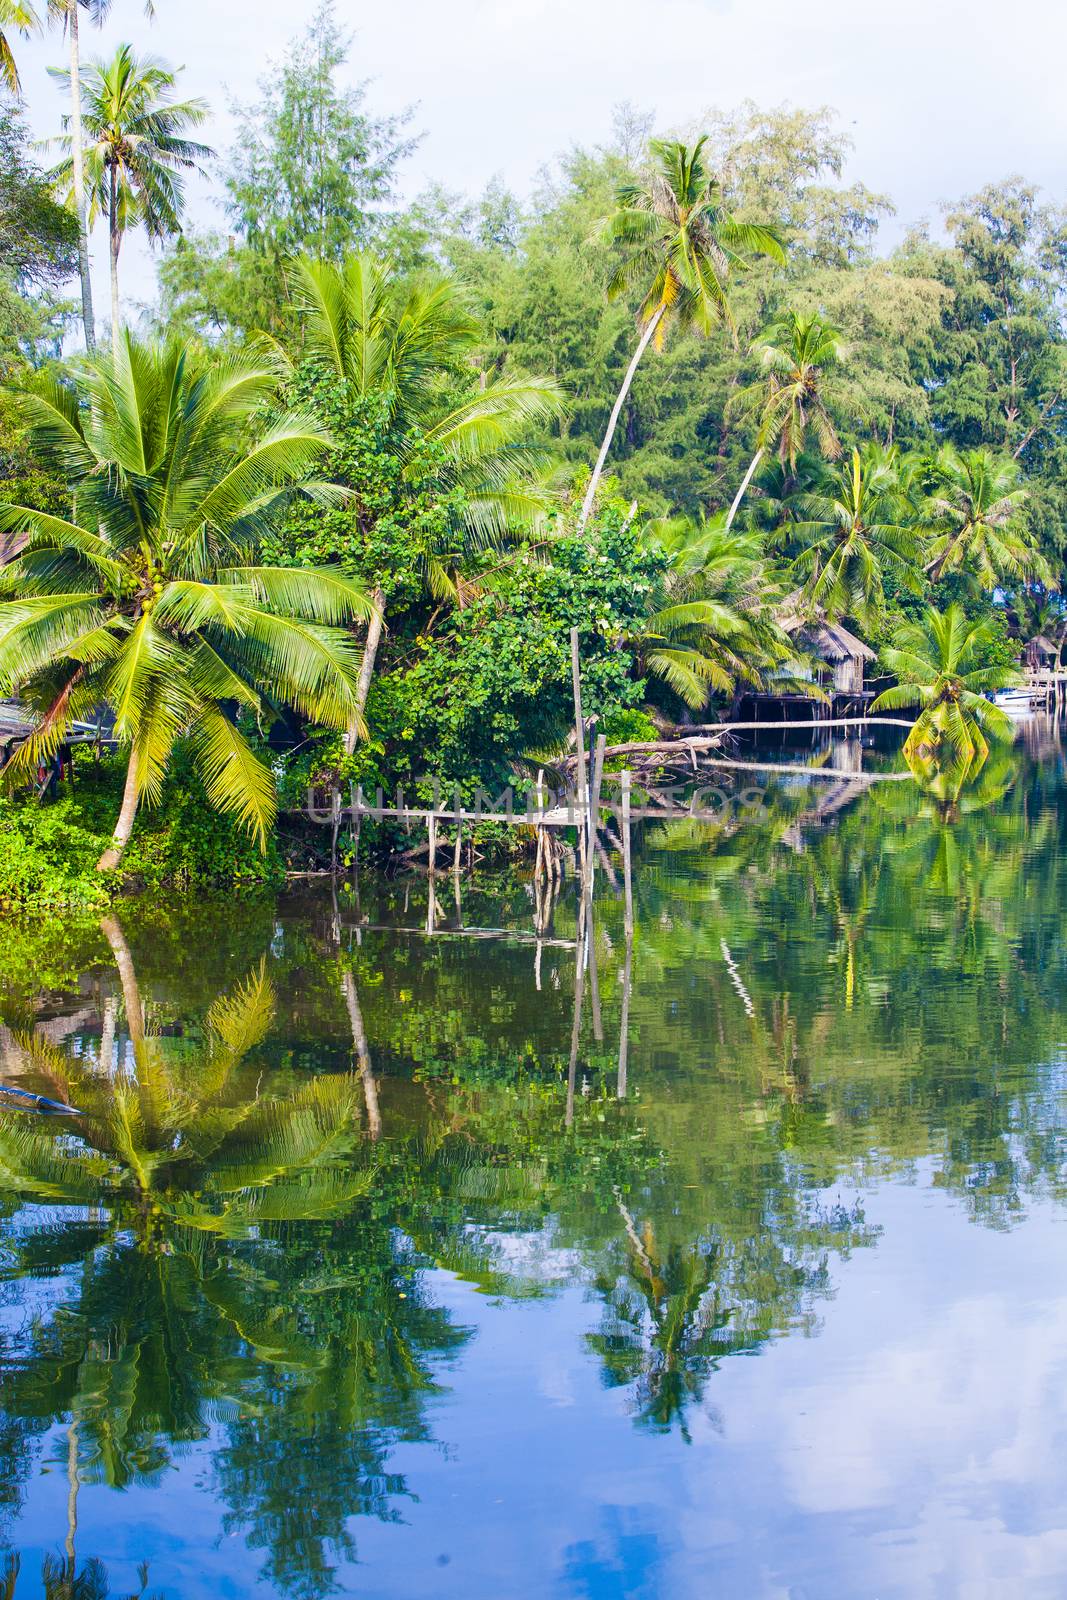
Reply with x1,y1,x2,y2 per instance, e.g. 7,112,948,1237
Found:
725,309,846,530
577,136,786,532
0,333,373,870
51,42,211,356
923,445,1043,589
871,603,1020,770
0,0,38,95
790,444,923,626
632,515,791,707
289,252,564,748
44,4,158,352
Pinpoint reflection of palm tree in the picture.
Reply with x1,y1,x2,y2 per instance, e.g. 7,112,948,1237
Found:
4,1545,166,1599
590,1198,729,1441
0,955,370,1492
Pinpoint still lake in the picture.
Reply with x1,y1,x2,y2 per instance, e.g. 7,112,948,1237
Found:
1,735,1066,1599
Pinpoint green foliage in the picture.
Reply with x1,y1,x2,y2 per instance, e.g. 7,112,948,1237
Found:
0,752,284,908
0,103,77,372
600,705,660,744
354,512,660,790
225,1,416,263
264,371,474,608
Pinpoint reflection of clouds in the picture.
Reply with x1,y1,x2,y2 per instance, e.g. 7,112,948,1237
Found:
473,1225,581,1285
775,1293,1067,1520
674,1185,1067,1599
771,1292,1067,1594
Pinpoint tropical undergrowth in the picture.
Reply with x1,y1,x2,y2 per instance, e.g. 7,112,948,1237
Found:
0,750,284,910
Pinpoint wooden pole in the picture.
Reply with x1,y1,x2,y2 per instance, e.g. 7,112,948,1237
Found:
428,810,438,874
570,627,588,869
621,770,633,939
566,898,586,1131
617,927,632,1100
618,768,634,1098
329,784,341,875
587,891,603,1043
585,733,607,897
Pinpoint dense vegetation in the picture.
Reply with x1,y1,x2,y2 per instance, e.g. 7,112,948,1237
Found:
1,1,1064,898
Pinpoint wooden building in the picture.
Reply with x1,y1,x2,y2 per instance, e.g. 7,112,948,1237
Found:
733,600,876,721
787,617,876,697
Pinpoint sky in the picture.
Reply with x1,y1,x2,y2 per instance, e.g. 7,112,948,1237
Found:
11,0,1067,316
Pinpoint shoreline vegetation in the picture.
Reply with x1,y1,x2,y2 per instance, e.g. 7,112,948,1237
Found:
1,5,1065,909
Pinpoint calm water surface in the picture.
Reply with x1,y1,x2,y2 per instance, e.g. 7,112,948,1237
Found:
1,739,1066,1598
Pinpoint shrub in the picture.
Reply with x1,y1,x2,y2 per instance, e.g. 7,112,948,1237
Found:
0,750,284,909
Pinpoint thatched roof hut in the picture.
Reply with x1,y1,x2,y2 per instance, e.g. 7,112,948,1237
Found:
1026,634,1060,667
777,596,876,696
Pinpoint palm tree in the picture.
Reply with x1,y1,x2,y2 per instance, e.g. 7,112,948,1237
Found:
289,252,563,749
725,309,845,530
0,334,372,870
577,136,786,532
924,446,1043,589
790,444,922,626
45,4,158,352
52,42,211,356
871,603,1020,769
633,515,790,707
0,0,37,95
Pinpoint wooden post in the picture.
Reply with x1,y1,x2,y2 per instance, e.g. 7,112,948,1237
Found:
570,627,588,868
617,926,632,1100
329,784,341,875
621,769,634,940
588,895,603,1042
352,784,364,875
428,810,438,874
535,768,547,887
585,733,607,896
617,768,634,1098
566,894,586,1131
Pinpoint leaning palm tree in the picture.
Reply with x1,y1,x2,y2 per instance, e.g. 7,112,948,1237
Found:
871,603,1019,770
725,309,845,529
0,333,372,870
577,135,786,532
633,515,791,707
289,252,563,748
924,445,1043,589
0,0,38,95
790,445,923,627
51,42,211,355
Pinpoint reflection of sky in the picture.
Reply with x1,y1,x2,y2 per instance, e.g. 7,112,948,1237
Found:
348,1180,1067,1599
10,1170,1061,1597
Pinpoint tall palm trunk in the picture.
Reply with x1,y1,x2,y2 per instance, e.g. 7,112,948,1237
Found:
724,446,764,531
96,746,138,871
67,3,95,352
577,303,665,533
343,584,384,755
108,161,121,360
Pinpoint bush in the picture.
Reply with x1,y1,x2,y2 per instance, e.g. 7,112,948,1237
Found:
0,750,284,909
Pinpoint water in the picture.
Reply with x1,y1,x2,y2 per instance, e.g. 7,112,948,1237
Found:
1,743,1066,1598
